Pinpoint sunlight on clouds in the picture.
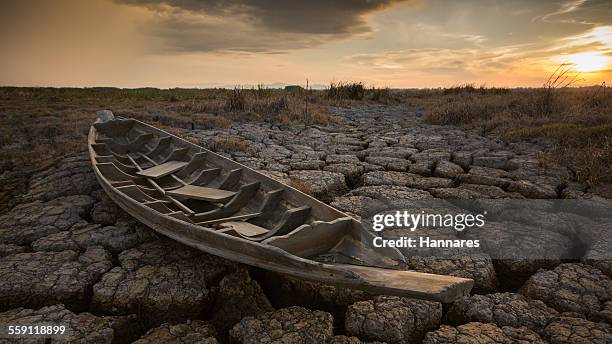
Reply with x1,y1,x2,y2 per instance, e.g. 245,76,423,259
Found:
0,0,610,87
550,26,611,79
558,52,610,72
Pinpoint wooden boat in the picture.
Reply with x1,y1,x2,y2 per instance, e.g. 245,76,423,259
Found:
88,110,473,302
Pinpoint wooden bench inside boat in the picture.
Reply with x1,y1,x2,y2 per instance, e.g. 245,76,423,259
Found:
136,160,189,179
219,205,311,241
167,184,236,202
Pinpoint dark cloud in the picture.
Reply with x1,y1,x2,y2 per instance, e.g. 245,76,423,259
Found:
116,0,406,53
119,0,403,34
147,14,332,53
540,0,611,25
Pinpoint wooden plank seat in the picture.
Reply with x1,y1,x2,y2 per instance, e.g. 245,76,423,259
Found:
167,185,236,202
136,160,189,179
192,181,261,221
156,153,221,189
220,205,311,241
222,221,270,236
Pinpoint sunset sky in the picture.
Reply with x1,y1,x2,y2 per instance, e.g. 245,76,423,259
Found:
1,0,610,88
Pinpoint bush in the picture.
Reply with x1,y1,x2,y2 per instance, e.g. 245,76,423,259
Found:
225,88,246,112
327,82,365,100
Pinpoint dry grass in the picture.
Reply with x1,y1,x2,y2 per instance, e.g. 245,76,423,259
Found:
288,179,312,195
0,86,339,174
1,83,609,190
211,137,250,153
419,83,611,186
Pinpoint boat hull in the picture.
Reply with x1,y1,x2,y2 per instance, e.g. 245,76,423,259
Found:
88,118,474,302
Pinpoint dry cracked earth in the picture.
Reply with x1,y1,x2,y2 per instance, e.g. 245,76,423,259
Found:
0,105,610,343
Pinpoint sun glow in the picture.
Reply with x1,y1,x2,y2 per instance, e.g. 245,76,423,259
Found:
562,52,610,73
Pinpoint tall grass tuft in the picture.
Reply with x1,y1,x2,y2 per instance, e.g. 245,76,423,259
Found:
327,81,366,100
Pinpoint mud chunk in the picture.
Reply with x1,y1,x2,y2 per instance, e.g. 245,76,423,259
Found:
331,195,375,219
91,240,235,327
32,220,157,253
21,155,99,202
362,171,453,189
467,166,511,179
0,304,138,344
473,156,509,170
447,293,557,331
90,197,121,226
210,269,273,334
345,296,441,344
433,161,464,178
408,161,433,177
406,254,497,293
0,244,26,257
506,180,557,199
451,151,473,169
428,187,483,199
0,195,94,245
542,316,611,344
230,306,334,344
423,322,545,344
464,221,575,288
367,147,418,159
290,160,324,170
363,171,411,186
260,274,372,309
288,170,347,202
520,263,612,323
459,184,519,198
411,149,451,162
328,335,385,344
348,186,432,203
133,320,218,344
0,247,113,311
405,174,454,189
326,154,361,164
456,174,511,188
364,156,410,171
324,163,365,186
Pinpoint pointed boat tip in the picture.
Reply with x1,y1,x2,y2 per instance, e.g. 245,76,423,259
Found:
95,110,115,122
340,264,474,303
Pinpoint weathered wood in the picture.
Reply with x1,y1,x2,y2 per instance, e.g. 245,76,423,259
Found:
192,181,261,221
264,217,351,257
127,155,195,215
136,160,188,179
208,168,242,189
168,185,236,202
146,137,172,161
222,221,270,236
196,213,261,226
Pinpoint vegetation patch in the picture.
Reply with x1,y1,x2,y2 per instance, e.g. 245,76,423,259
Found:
421,82,611,187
